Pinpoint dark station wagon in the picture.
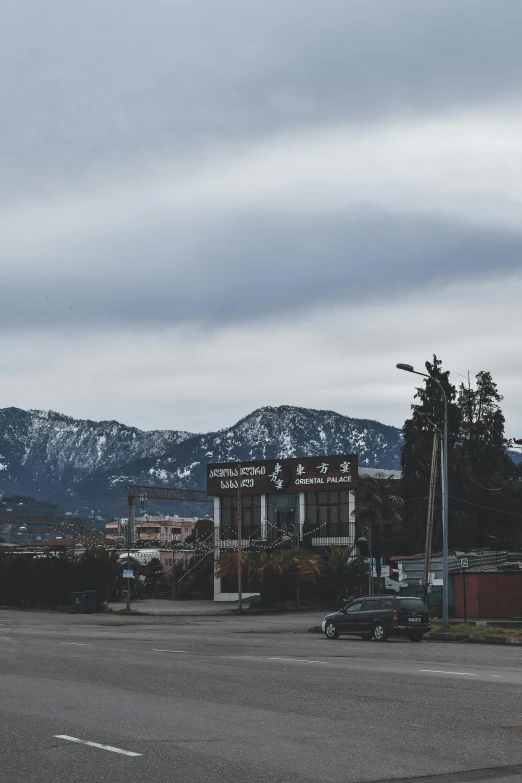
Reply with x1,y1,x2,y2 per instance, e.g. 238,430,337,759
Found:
322,595,431,642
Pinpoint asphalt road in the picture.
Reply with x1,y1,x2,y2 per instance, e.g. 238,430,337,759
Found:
1,609,522,783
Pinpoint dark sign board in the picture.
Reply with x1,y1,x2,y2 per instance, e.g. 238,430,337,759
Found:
207,454,358,496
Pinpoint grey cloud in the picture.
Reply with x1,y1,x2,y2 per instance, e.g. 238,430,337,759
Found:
2,0,522,334
2,211,522,333
1,0,522,199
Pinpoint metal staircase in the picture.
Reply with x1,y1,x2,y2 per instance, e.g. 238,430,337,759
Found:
155,534,215,599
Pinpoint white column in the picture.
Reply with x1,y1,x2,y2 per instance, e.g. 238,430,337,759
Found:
260,494,267,541
299,492,306,544
349,490,356,545
213,496,221,601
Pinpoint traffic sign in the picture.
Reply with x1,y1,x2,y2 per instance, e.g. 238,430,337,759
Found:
123,569,134,579
460,557,469,569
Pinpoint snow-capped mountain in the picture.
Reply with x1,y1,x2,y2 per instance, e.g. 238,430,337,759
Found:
0,407,192,498
0,405,403,515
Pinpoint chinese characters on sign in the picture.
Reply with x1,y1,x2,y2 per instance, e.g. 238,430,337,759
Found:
207,454,358,495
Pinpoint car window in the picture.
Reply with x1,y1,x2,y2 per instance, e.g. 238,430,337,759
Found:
380,598,394,609
362,599,379,611
400,598,428,612
346,601,362,612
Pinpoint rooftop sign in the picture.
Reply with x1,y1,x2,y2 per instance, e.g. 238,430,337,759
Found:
207,454,358,496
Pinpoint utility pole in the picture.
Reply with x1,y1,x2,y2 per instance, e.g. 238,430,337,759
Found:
292,523,301,607
171,541,176,600
367,525,373,595
397,363,450,629
423,430,440,605
441,392,449,629
126,495,135,611
237,462,243,612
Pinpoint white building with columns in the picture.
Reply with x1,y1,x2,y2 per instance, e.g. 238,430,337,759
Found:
207,454,358,601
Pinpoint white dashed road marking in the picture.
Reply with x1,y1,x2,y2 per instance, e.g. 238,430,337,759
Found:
54,735,142,756
62,643,90,646
150,649,188,653
268,657,327,664
419,670,477,676
0,636,13,640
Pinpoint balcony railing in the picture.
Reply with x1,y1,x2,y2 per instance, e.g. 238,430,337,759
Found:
219,526,262,542
218,523,354,548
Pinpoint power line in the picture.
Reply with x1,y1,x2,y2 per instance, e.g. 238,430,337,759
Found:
449,495,522,518
467,477,504,492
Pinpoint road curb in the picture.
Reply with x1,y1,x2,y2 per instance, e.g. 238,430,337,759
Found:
427,632,522,645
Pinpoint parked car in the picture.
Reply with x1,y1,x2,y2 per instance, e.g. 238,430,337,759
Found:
321,595,431,642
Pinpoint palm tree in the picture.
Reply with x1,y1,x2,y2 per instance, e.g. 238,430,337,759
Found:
269,549,323,580
214,551,242,582
320,544,363,603
215,548,322,606
353,474,404,528
352,473,404,586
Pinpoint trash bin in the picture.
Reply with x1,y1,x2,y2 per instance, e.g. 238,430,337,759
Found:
83,590,99,613
70,590,99,613
70,592,84,613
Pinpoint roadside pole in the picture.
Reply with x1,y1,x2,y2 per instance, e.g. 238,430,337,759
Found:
423,430,440,604
171,543,176,601
237,462,242,612
460,557,469,623
293,523,300,607
463,570,467,623
368,525,373,595
396,364,449,629
126,495,135,611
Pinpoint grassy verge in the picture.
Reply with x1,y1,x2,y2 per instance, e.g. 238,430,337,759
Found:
431,622,522,638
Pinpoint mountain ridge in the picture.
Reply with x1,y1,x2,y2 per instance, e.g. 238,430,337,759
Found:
2,403,519,518
0,404,403,515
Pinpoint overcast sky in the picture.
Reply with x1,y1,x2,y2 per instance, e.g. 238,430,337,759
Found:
1,0,522,437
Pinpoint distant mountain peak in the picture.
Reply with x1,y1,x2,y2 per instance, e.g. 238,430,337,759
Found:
0,404,403,515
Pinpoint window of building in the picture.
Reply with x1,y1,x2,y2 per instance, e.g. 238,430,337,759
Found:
305,490,351,538
220,495,261,540
266,494,298,542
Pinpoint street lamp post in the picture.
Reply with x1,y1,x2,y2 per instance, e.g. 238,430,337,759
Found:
397,363,449,630
126,495,135,612
357,526,372,595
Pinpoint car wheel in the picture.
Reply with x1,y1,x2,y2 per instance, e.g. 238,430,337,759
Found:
325,621,339,639
372,622,388,642
409,632,424,642
359,635,372,641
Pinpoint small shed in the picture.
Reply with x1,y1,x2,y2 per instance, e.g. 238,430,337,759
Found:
453,571,522,618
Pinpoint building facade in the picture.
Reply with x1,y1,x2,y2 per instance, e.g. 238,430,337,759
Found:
105,516,198,546
207,454,358,601
134,515,197,545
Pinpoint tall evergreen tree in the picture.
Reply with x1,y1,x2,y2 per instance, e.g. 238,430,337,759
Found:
401,360,521,551
400,355,460,552
452,371,518,547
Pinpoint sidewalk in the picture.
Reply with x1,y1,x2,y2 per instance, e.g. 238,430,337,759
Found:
109,599,240,615
449,618,522,628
